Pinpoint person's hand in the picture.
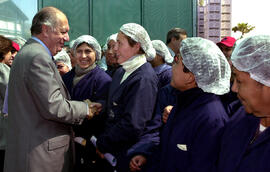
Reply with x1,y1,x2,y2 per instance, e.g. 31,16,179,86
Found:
129,155,147,172
84,99,102,119
90,102,102,115
162,105,173,123
96,148,105,159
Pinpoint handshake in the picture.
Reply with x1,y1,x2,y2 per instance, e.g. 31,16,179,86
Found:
83,99,102,120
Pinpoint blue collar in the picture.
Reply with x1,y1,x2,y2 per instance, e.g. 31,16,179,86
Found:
154,63,171,74
167,46,175,57
32,36,52,57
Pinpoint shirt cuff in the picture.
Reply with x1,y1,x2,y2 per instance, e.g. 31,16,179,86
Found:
85,102,89,115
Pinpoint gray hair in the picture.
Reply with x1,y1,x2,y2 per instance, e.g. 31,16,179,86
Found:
30,7,66,35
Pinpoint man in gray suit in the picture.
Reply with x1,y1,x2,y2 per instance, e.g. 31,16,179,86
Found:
4,7,96,172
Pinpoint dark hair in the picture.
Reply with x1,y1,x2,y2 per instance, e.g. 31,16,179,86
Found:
0,35,12,61
121,32,145,54
76,42,95,51
166,28,187,44
31,7,65,35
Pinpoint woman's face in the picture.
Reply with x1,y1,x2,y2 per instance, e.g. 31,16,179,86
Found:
56,62,70,76
218,44,233,60
6,50,17,67
75,43,96,69
105,40,118,66
171,57,193,91
232,67,270,117
114,32,140,64
1,51,12,66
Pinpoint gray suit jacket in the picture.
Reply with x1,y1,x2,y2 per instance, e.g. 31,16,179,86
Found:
0,63,9,150
4,38,88,172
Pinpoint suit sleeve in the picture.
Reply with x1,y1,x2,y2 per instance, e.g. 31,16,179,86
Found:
0,64,9,113
25,53,88,124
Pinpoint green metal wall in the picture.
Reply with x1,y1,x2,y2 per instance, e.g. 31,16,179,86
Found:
38,0,196,45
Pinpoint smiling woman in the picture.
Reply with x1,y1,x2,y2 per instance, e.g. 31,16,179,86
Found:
62,34,112,171
76,43,96,69
217,35,270,172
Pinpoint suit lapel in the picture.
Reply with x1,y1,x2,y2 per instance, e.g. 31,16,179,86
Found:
57,72,71,99
26,38,71,99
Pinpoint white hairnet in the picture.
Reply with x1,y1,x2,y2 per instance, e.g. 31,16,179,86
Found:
54,49,72,70
231,35,270,87
180,37,231,95
106,33,117,45
102,44,108,52
103,33,118,52
72,35,101,61
69,40,75,49
120,23,156,61
151,40,173,64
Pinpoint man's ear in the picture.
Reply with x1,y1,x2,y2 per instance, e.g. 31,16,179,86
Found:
41,24,50,38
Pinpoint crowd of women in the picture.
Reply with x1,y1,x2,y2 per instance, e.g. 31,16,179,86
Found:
1,19,270,172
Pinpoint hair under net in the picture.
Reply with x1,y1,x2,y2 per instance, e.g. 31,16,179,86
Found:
69,40,75,49
231,35,270,87
103,33,118,52
120,23,156,61
151,40,173,64
106,33,117,45
54,49,72,70
72,35,101,61
180,37,231,95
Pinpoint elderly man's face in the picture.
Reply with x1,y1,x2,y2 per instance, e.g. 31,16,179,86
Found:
46,15,69,56
232,67,270,117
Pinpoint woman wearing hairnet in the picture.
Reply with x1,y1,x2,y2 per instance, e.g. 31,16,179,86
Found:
217,35,270,172
62,35,112,171
95,23,158,172
104,33,120,77
149,40,173,89
128,40,174,172
53,49,72,76
148,37,230,172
